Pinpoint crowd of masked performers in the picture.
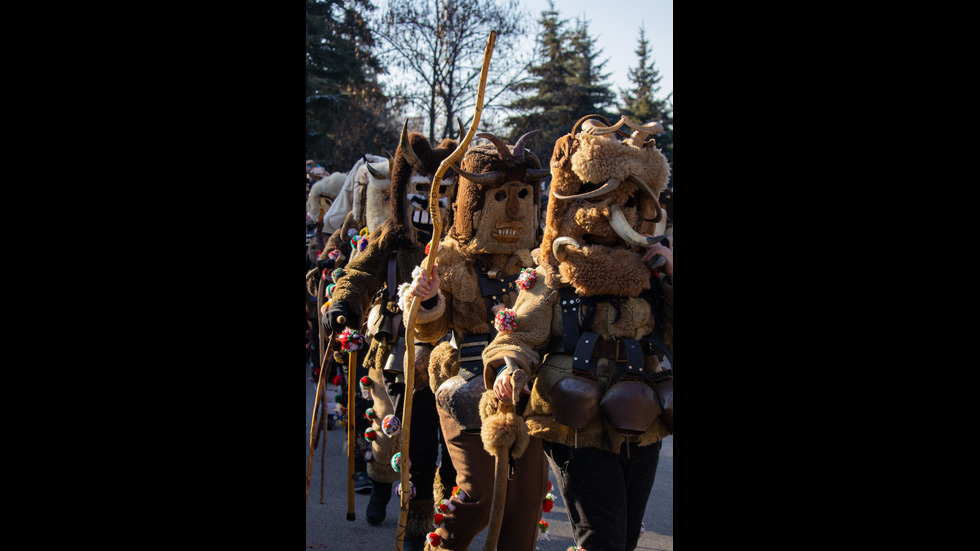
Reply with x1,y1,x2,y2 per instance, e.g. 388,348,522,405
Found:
305,113,673,551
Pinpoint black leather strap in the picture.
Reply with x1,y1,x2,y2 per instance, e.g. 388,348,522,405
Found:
571,331,600,373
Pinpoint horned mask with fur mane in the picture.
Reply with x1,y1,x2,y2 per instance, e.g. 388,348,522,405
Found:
541,114,671,297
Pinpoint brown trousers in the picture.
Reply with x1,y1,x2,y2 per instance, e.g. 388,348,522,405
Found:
434,405,549,550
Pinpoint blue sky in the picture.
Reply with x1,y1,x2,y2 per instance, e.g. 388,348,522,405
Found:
520,0,673,102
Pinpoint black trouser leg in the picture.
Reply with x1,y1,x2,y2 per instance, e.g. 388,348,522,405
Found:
544,440,662,551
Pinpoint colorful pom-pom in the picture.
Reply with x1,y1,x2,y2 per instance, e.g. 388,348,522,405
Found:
382,414,401,437
451,485,468,502
433,512,445,527
332,375,343,386
363,450,374,463
396,481,416,499
360,376,372,388
437,499,455,514
350,235,361,248
364,428,377,441
322,269,330,281
339,328,366,351
493,308,518,334
320,302,331,316
357,237,369,252
348,229,359,237
426,532,442,547
328,250,341,260
364,407,377,419
391,451,406,472
516,267,537,290
566,547,585,551
325,283,336,299
331,268,345,281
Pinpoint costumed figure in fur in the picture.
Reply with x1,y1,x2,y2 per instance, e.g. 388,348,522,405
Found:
323,121,459,551
405,131,551,550
306,155,393,490
481,115,674,551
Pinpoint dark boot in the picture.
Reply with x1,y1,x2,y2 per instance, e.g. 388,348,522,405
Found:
365,480,392,525
401,535,426,551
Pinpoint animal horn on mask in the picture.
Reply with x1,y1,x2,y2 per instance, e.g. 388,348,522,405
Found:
398,119,427,174
364,155,387,179
551,178,622,200
608,204,662,247
512,129,540,164
552,236,582,262
622,117,665,147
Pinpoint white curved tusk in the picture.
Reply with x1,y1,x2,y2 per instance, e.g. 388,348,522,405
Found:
608,204,658,247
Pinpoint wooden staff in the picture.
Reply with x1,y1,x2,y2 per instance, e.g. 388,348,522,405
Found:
307,276,331,506
395,29,497,551
346,344,358,520
483,357,529,551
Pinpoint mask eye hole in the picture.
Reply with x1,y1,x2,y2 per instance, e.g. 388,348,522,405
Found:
624,196,635,208
518,188,528,199
415,183,428,193
494,189,507,201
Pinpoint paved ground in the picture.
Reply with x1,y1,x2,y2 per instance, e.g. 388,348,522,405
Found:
306,364,673,550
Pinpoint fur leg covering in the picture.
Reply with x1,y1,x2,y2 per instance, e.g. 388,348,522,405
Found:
427,341,459,394
407,498,436,538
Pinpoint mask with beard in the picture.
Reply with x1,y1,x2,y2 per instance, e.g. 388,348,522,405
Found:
541,115,670,297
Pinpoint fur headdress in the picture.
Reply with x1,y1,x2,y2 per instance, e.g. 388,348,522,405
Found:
541,114,670,297
448,131,550,252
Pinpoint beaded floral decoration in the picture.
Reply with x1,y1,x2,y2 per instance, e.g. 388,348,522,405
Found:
382,414,401,437
338,328,366,351
493,308,518,334
516,267,537,291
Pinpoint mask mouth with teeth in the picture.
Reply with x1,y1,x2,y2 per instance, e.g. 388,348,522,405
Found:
448,131,551,256
389,120,460,244
541,114,671,297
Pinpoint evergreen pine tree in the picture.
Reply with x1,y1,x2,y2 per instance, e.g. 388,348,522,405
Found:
620,24,672,173
505,1,616,164
306,0,391,171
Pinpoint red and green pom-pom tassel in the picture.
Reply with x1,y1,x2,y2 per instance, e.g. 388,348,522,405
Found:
338,328,365,351
364,427,377,441
493,308,518,334
516,267,537,290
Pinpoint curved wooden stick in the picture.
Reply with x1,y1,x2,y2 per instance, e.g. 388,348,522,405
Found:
308,278,330,506
483,360,528,551
395,29,497,551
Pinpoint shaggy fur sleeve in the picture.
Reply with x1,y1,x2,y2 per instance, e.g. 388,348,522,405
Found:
482,281,557,390
329,231,391,324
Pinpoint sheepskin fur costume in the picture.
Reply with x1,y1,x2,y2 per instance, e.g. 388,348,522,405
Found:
482,115,674,454
540,116,670,296
325,124,459,498
388,128,459,244
306,171,348,225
